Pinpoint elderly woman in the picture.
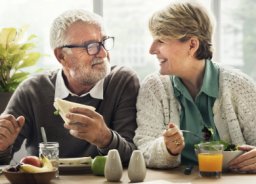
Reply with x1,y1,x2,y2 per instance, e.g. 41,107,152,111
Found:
134,1,256,172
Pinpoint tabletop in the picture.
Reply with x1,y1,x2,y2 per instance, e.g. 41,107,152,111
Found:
0,166,255,184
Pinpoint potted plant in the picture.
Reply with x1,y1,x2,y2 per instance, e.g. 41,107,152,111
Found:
0,27,42,112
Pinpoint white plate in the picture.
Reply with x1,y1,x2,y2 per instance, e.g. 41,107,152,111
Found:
59,164,91,174
58,157,92,174
59,163,90,167
223,150,243,169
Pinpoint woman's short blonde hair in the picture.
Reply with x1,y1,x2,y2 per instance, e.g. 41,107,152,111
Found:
149,1,215,59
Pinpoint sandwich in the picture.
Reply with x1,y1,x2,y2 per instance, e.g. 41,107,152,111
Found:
53,98,96,124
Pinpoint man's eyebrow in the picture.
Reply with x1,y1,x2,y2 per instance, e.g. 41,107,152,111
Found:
81,36,108,45
81,39,98,45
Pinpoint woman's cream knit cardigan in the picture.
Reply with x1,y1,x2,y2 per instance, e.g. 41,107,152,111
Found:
134,65,256,168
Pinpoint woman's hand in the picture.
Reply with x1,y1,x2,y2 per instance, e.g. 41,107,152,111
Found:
163,123,185,156
228,145,256,173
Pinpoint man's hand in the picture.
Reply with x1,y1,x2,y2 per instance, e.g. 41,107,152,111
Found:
163,123,185,156
64,107,112,148
0,114,25,151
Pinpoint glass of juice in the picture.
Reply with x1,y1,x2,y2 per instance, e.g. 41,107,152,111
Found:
197,142,223,178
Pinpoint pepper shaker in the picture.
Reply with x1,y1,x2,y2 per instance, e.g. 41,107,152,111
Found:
128,150,146,182
104,149,123,182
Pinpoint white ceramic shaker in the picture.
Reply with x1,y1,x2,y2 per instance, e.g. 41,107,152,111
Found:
104,149,123,182
128,150,146,182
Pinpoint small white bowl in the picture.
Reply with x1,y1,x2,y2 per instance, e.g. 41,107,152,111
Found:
223,150,243,169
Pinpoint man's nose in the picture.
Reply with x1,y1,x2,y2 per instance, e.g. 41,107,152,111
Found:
96,45,108,57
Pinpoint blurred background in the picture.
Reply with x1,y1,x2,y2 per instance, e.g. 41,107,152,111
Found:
0,0,255,81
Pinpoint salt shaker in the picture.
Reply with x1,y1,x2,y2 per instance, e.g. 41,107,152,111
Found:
128,150,146,182
104,149,123,182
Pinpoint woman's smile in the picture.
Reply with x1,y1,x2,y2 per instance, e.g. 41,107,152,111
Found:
158,58,167,65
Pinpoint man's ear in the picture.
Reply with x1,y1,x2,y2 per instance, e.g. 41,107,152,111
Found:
54,48,65,63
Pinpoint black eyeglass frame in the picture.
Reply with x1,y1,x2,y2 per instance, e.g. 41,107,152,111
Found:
60,36,115,55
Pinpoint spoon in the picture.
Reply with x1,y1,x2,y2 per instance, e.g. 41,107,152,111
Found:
40,127,47,143
181,130,204,140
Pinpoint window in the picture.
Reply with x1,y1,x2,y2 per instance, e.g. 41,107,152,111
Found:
220,0,256,80
1,1,255,81
0,0,93,70
104,0,211,80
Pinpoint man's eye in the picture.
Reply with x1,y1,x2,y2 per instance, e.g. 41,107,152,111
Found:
87,43,99,49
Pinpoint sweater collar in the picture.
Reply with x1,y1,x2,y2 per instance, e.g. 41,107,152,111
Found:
172,60,219,98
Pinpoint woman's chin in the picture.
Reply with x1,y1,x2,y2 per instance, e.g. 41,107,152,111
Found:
159,69,171,75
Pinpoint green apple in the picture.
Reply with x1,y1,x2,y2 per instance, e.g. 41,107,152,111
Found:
91,156,107,176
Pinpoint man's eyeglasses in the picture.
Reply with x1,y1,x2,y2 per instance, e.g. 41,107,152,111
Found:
60,36,114,56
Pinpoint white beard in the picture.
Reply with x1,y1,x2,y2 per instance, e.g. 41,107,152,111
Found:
69,57,111,86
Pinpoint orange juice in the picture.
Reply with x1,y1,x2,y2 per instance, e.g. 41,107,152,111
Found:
197,142,224,178
198,153,223,172
198,153,223,177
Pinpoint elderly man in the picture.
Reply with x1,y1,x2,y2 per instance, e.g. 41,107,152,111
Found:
0,9,139,165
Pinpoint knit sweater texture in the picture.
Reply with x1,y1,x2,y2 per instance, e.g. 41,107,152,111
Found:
134,63,256,168
1,66,139,165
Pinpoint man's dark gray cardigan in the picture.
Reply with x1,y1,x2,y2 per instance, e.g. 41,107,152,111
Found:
1,66,140,165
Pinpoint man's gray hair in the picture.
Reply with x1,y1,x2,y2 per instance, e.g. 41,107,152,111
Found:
50,9,104,49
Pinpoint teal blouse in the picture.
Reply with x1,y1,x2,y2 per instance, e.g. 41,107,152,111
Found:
172,60,220,165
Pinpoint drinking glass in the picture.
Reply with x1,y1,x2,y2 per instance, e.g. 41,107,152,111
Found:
197,142,223,178
39,142,59,178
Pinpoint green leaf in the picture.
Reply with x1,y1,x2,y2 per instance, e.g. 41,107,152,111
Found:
0,28,17,47
0,27,43,92
194,140,238,151
17,53,41,69
10,72,29,82
54,109,60,116
7,52,26,67
20,42,36,50
27,34,37,41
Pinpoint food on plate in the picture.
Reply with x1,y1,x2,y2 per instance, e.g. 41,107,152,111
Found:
195,140,239,151
194,126,239,151
201,126,214,142
59,157,92,166
53,98,96,124
6,154,54,173
20,155,42,168
91,156,107,176
19,154,54,173
223,143,238,151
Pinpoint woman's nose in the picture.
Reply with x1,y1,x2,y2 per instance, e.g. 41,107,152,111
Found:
149,42,157,55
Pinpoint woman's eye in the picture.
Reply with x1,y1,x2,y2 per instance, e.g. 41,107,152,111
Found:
156,39,164,43
153,39,163,44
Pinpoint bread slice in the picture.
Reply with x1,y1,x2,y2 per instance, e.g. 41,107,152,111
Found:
53,98,95,124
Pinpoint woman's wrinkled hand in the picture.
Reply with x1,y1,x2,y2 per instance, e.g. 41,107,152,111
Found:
163,123,185,156
228,145,256,173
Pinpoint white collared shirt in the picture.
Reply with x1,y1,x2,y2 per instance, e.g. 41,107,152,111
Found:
54,69,104,100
